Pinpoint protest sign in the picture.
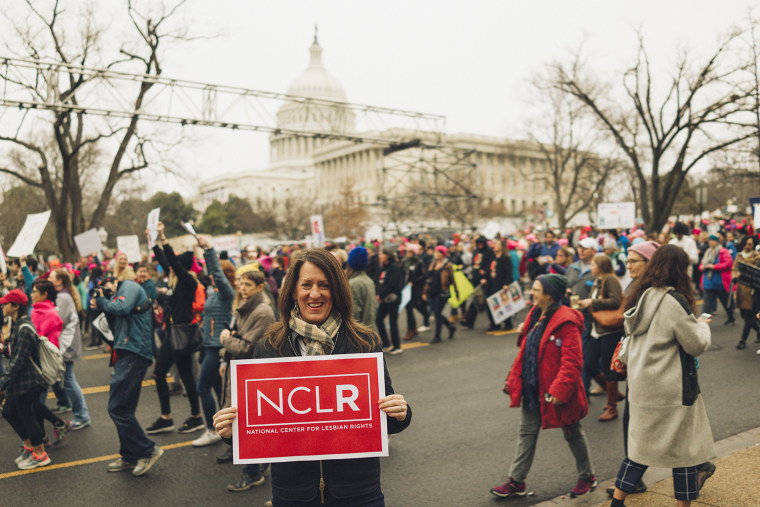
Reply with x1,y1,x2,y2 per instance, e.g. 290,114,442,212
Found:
0,240,7,274
92,313,115,344
486,282,526,325
448,266,474,309
73,229,104,258
597,202,635,229
116,235,142,263
7,211,51,257
738,262,760,290
147,208,160,248
181,221,198,240
211,235,242,257
232,353,387,464
310,215,324,247
397,285,412,313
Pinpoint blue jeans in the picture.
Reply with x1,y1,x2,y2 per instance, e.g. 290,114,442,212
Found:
197,346,222,429
64,361,90,423
702,288,733,320
108,352,155,462
272,486,385,506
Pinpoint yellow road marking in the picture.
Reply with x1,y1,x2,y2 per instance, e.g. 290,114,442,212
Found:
83,353,111,360
0,441,194,480
487,329,519,336
47,377,174,398
400,342,429,350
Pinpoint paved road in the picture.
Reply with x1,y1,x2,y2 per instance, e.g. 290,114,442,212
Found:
1,304,757,506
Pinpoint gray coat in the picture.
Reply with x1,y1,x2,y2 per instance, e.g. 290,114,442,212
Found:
622,287,715,468
56,291,82,362
349,272,378,332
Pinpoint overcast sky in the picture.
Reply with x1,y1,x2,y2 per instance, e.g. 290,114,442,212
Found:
3,0,760,196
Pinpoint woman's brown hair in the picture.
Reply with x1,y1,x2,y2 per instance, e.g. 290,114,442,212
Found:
266,249,378,353
52,268,82,312
625,244,695,312
592,254,614,276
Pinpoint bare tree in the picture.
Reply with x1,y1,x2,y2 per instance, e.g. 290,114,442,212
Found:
0,0,190,259
324,182,369,239
525,75,620,230
553,31,757,233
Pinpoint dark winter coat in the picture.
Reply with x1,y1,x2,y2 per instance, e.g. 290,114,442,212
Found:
0,316,47,397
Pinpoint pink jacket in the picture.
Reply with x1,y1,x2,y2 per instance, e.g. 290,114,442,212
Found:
31,300,64,348
699,247,733,293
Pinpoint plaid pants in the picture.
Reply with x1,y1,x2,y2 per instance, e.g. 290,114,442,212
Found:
615,457,699,501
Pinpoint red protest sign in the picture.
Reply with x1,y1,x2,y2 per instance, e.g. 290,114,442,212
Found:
231,353,388,464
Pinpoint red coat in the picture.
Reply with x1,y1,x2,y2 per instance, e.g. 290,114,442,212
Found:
506,305,588,429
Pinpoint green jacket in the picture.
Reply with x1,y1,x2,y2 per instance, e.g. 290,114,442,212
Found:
349,272,378,332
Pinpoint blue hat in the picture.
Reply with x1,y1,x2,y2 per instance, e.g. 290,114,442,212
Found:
347,247,369,271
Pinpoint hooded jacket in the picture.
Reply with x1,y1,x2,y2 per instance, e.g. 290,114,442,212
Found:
56,291,83,362
31,299,63,348
622,287,715,468
506,305,588,429
95,280,153,362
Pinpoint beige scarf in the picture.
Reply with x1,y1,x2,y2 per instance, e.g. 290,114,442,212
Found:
289,305,342,356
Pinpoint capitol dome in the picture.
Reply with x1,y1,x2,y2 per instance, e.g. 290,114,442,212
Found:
285,36,348,102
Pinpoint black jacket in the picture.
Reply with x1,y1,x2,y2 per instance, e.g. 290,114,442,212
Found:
253,329,412,501
471,243,495,286
376,261,404,301
488,253,513,295
153,244,198,325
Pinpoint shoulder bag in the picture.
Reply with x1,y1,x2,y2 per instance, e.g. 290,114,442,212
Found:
169,322,203,353
590,277,625,328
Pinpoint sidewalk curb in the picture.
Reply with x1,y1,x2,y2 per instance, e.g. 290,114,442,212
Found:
532,426,760,506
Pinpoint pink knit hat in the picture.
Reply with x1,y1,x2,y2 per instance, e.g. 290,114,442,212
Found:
434,245,448,256
628,240,660,261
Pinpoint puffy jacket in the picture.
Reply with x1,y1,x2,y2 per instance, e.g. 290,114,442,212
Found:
252,328,412,502
56,291,82,362
507,305,588,429
95,280,153,362
202,247,235,347
31,300,63,348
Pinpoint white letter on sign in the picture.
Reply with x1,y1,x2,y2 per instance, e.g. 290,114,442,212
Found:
336,384,360,412
258,388,284,415
315,385,334,413
288,386,312,414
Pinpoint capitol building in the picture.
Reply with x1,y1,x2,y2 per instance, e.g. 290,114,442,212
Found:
195,33,554,232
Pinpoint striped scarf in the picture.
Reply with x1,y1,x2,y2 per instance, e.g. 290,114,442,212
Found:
289,305,342,356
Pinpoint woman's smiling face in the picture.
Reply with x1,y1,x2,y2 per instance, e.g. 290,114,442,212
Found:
293,262,333,325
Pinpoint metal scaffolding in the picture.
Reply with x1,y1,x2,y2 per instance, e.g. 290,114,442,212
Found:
0,56,479,232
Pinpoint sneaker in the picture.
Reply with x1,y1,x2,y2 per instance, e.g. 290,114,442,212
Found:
51,420,72,447
697,461,716,490
106,458,136,472
15,446,33,464
145,417,175,434
417,325,431,332
72,419,92,430
17,451,51,470
178,416,205,434
227,473,265,492
490,479,527,498
724,318,736,326
193,429,222,447
52,405,72,414
570,475,598,498
389,348,404,355
132,446,164,476
382,346,394,352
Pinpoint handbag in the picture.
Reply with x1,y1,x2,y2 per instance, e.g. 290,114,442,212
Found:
169,322,203,353
610,335,629,376
590,277,625,328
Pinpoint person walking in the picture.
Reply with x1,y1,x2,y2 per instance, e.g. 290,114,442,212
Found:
402,244,430,340
345,247,378,333
49,268,91,430
192,237,236,447
147,222,204,435
93,276,164,476
699,234,735,325
488,239,514,331
577,255,625,422
375,248,404,355
610,244,716,507
425,245,457,343
0,289,55,469
492,274,597,499
732,235,760,349
213,249,411,505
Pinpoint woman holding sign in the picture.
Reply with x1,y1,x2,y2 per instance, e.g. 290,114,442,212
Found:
214,249,411,506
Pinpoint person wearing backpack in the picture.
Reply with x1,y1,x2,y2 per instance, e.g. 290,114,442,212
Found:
0,289,58,469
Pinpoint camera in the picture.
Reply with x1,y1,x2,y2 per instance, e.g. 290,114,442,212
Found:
89,286,113,300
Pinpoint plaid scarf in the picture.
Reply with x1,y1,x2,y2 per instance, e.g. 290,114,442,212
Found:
289,305,342,356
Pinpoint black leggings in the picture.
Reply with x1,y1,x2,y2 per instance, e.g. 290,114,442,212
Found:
583,331,623,380
740,309,759,342
153,329,200,416
4,386,47,446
